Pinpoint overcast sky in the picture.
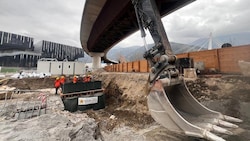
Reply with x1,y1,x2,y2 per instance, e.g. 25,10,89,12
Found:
0,0,85,47
0,0,249,48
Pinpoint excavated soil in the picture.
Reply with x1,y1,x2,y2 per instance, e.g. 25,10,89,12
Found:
4,77,55,90
88,72,153,131
92,71,250,141
186,75,250,103
1,71,250,141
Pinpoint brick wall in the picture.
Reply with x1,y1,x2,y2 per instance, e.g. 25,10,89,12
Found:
104,45,250,74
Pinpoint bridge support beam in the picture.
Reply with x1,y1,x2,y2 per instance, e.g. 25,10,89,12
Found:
89,52,104,70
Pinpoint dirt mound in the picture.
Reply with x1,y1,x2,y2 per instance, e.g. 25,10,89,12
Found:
4,77,55,90
186,75,250,102
90,72,154,130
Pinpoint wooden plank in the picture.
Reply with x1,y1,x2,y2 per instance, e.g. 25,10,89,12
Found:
133,61,140,72
122,63,127,72
139,60,148,72
118,64,122,72
127,62,133,72
115,64,119,72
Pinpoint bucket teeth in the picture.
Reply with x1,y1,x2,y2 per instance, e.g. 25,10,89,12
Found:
223,115,243,123
147,79,242,141
211,125,233,135
199,117,239,128
196,123,233,135
203,130,226,141
217,119,239,128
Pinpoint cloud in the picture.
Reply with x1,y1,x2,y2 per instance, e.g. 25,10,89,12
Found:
162,0,250,44
0,0,249,50
116,0,250,48
0,0,85,47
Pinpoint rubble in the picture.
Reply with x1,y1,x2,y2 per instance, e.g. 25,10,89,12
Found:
0,71,249,141
0,112,102,141
10,72,51,79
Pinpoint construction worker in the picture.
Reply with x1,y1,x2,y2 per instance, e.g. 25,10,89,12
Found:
73,75,78,83
54,77,61,95
60,75,65,85
83,74,91,82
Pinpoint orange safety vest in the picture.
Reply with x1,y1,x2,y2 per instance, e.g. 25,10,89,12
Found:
60,78,65,84
73,77,77,83
83,76,91,82
54,80,61,88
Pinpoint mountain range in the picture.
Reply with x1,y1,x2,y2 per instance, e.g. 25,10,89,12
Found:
81,32,250,63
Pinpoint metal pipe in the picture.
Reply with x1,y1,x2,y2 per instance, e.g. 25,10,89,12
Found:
62,89,103,96
44,95,47,114
17,101,24,120
0,89,50,93
1,92,8,112
30,100,36,119
24,99,31,119
38,102,41,116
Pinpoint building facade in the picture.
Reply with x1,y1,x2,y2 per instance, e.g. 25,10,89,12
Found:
0,31,39,67
0,31,34,51
0,31,85,68
35,40,84,61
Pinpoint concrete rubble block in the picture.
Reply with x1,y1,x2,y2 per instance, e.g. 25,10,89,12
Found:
183,68,197,79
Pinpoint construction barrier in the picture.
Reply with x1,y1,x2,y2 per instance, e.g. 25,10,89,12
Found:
104,45,250,74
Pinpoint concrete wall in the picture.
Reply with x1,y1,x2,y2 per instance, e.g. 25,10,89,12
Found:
74,62,85,74
37,61,85,75
37,61,51,73
50,62,63,75
62,62,74,75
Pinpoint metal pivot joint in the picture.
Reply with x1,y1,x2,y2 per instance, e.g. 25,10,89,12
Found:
132,0,178,84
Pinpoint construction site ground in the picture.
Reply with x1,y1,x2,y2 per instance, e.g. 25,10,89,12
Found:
0,70,250,141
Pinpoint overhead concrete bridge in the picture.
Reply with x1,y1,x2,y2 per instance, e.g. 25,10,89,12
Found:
80,0,194,69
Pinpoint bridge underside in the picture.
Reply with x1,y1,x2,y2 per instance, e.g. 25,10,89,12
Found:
80,0,194,63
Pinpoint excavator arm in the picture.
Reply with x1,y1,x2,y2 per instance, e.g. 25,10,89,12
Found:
132,0,179,85
132,0,242,141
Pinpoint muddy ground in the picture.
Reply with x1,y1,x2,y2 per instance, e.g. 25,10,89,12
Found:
0,71,250,141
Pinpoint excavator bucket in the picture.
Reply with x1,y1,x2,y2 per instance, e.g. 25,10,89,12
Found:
147,79,242,141
130,0,242,140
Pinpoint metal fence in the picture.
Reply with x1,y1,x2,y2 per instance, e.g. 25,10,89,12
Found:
0,90,48,120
